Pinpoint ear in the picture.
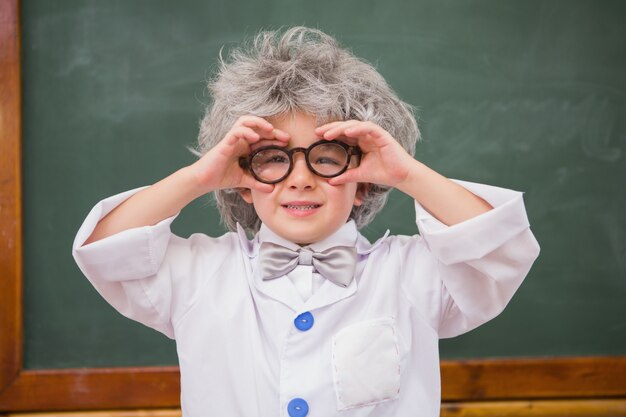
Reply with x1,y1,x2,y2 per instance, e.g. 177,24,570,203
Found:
237,188,254,204
353,183,370,207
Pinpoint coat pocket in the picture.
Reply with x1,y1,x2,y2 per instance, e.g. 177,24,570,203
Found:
331,317,401,410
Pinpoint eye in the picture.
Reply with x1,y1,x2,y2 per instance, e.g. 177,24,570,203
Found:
313,156,342,165
309,143,348,167
264,155,289,164
252,149,289,166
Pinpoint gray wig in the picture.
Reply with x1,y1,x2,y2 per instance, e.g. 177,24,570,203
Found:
195,26,420,234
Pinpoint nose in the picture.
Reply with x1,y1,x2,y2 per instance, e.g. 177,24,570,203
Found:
285,152,316,190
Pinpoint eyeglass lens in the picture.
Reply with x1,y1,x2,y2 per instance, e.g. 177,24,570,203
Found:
250,142,349,183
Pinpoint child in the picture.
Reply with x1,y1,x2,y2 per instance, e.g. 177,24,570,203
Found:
72,26,540,417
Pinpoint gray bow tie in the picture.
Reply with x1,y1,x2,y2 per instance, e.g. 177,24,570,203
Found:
259,242,357,288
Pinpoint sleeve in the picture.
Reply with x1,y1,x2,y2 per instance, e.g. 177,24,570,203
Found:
71,187,235,339
401,180,541,339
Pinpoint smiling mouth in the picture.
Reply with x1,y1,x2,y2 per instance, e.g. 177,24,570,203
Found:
282,204,322,210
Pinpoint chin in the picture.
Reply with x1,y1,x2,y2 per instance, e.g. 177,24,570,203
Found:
285,231,322,245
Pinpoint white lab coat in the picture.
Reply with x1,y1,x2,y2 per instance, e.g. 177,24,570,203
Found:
72,180,540,417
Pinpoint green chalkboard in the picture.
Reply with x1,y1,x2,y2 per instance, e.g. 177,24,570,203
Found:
21,0,626,369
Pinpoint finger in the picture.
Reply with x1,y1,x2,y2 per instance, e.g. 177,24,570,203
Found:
331,135,359,146
240,174,274,193
344,124,390,147
269,128,291,142
239,116,275,132
323,120,359,139
243,124,291,143
315,120,344,134
328,169,361,186
322,121,362,140
252,181,274,193
344,123,382,138
224,126,262,146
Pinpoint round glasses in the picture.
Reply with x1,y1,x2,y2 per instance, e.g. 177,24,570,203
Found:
239,139,362,184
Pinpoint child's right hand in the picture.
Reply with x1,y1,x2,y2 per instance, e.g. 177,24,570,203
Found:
190,116,290,194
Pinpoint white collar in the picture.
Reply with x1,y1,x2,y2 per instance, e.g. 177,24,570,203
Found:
236,219,390,258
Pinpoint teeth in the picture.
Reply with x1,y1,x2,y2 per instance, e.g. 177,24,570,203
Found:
286,205,319,210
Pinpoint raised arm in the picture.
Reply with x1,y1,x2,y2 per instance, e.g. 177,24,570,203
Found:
83,166,204,245
73,116,291,337
394,161,493,225
316,120,539,337
315,119,492,224
83,116,290,245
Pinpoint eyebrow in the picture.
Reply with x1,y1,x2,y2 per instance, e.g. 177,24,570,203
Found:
250,139,285,151
253,136,354,149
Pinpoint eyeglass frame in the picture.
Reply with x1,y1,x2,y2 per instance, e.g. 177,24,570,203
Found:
238,139,362,185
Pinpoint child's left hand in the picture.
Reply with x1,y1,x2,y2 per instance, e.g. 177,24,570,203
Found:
315,120,416,188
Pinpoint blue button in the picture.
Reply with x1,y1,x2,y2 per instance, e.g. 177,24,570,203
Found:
294,312,314,331
288,398,309,417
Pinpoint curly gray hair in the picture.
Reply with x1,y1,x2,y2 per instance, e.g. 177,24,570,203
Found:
194,26,420,234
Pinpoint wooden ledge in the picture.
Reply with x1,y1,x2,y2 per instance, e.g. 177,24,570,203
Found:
4,399,626,417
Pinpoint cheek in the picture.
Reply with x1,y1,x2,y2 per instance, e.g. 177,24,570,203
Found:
238,188,253,205
249,191,275,214
329,185,359,209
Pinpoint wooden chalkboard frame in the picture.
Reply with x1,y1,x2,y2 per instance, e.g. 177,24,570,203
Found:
1,0,625,411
